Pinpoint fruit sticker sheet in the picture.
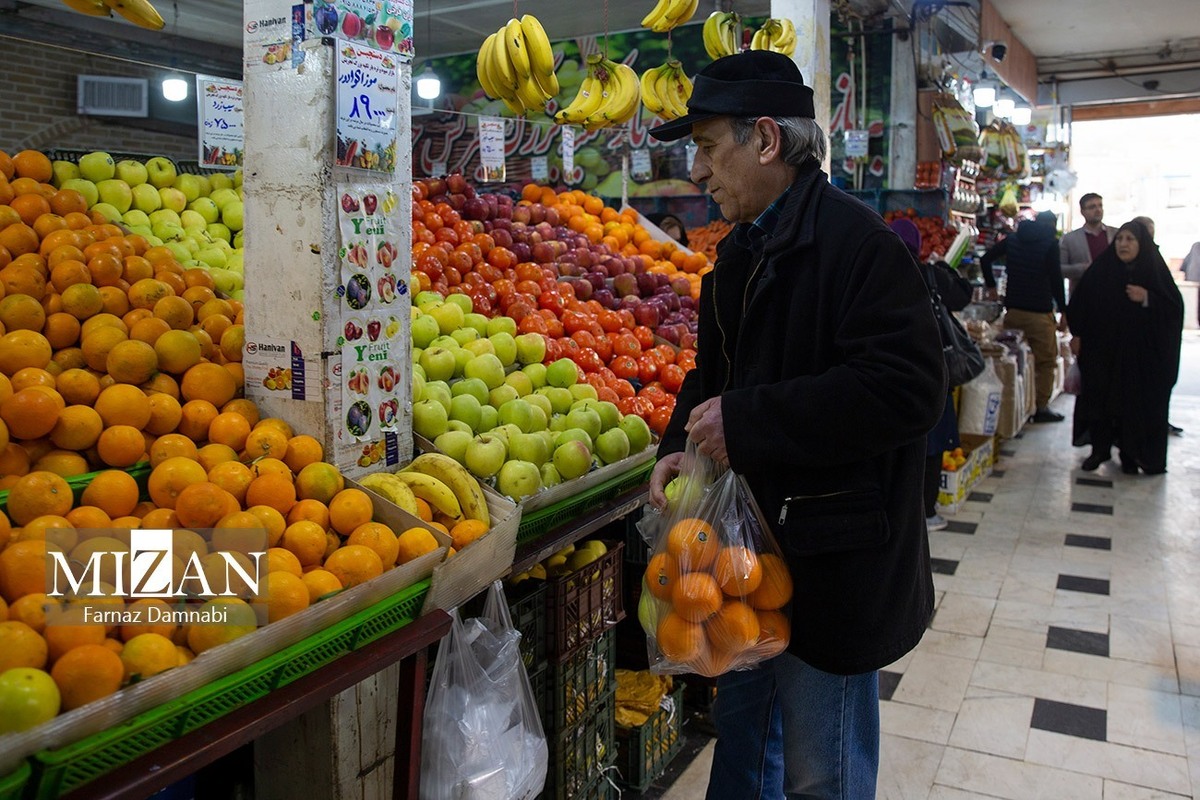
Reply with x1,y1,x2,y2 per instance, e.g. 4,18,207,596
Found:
315,0,414,60
335,43,400,174
336,181,407,453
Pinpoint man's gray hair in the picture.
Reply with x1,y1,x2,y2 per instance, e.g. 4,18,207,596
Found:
729,116,827,167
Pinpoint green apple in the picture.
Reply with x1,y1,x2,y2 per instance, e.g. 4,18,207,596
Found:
498,398,535,433
504,370,533,398
619,414,653,454
419,347,456,382
196,247,229,270
524,391,552,420
152,222,184,241
465,434,507,479
434,430,474,464
429,335,460,351
164,241,192,262
497,460,542,501
486,316,517,338
522,362,548,389
451,327,480,347
206,223,232,243
486,385,517,411
122,209,150,228
411,369,425,403
572,399,620,432
420,380,453,414
159,187,187,213
209,187,239,209
415,291,444,311
51,160,80,187
447,420,473,434
209,173,234,191
541,463,562,488
537,386,574,415
145,156,177,188
78,151,115,182
232,230,243,249
486,332,515,367
509,432,550,467
445,293,473,315
528,405,547,432
553,440,593,480
449,394,483,433
173,174,203,202
115,159,148,186
189,197,220,224
427,302,465,335
131,183,162,213
569,383,599,403
180,209,207,230
194,175,212,197
595,428,630,465
479,404,499,431
546,358,579,388
221,201,244,232
413,399,448,439
232,168,243,188
210,268,239,294
515,333,547,366
451,377,489,406
555,428,593,452
90,202,123,223
565,407,602,441
463,354,505,390
61,178,98,208
149,208,182,228
463,313,490,338
462,338,496,358
410,314,440,349
548,413,568,432
96,179,132,213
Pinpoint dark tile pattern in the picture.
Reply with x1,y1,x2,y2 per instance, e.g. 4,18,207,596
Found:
1030,697,1107,742
944,521,978,535
930,557,959,575
991,469,1006,478
1071,502,1114,515
967,492,994,502
1064,534,1112,551
878,670,902,702
1000,448,1017,456
1075,477,1114,488
1046,626,1110,657
1056,574,1110,595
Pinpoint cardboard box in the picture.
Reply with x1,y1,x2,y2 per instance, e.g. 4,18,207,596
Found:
992,354,1025,440
937,434,995,514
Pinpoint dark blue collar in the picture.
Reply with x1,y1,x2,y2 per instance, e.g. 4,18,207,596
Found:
732,187,791,250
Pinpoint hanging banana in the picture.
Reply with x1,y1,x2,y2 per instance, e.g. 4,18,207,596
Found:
640,61,692,121
642,0,700,33
749,18,797,57
554,53,642,131
58,0,112,17
102,0,164,29
475,16,561,117
702,11,741,60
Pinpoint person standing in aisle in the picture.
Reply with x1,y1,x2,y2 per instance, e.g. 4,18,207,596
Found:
891,218,973,532
1067,220,1183,473
1130,215,1184,435
981,211,1068,423
646,51,945,800
1060,193,1117,295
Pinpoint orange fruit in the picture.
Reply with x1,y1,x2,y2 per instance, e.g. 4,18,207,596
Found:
140,508,178,529
220,398,260,427
448,519,488,551
244,473,297,516
128,316,170,345
148,432,198,466
48,404,103,451
8,593,59,634
44,605,108,662
323,545,383,589
282,435,323,472
280,520,328,567
54,369,100,406
32,450,88,479
207,411,251,451
61,282,103,320
208,460,253,505
754,609,791,658
51,643,124,710
0,620,48,670
185,598,257,655
65,505,112,530
301,569,343,603
666,518,719,571
0,293,46,332
180,362,236,407
347,522,400,567
120,632,179,681
705,600,761,654
242,425,287,461
78,469,139,518
144,392,182,436
0,330,53,376
265,547,303,577
11,150,52,182
147,456,208,509
7,470,72,525
396,526,440,565
177,399,219,442
96,424,147,467
152,295,193,330
93,383,151,429
116,600,178,641
0,540,58,603
671,572,722,622
153,329,202,374
713,546,763,596
263,571,310,622
106,339,158,385
746,554,793,610
1,387,61,439
656,611,705,663
412,498,433,523
174,481,232,528
328,488,373,535
294,462,344,505
644,552,680,602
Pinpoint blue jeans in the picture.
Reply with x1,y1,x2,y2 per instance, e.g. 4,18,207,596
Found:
705,653,879,800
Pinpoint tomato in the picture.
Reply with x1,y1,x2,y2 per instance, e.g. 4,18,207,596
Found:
649,405,675,437
613,333,642,359
633,325,655,350
660,363,686,394
610,355,638,380
637,356,659,385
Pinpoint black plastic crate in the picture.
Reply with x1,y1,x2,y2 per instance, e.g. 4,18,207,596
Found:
615,681,686,791
546,630,616,733
528,662,548,723
546,541,625,663
541,698,616,800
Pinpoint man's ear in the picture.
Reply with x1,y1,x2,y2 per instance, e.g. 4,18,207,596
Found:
755,118,783,165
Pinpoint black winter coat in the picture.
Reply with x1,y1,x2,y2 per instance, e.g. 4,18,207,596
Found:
659,164,946,675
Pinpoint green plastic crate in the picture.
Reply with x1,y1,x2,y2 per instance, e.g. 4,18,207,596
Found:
0,761,30,800
615,682,685,791
0,462,151,517
518,460,653,546
32,578,431,799
546,630,616,733
541,698,615,800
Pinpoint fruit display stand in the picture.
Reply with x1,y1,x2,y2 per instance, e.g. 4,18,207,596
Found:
0,462,151,516
517,450,656,544
0,761,30,800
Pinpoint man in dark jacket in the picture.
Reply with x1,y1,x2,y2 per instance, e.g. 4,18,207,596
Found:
647,51,945,800
980,211,1068,422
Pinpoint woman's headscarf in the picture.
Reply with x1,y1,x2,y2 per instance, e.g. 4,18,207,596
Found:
645,213,689,247
888,218,921,260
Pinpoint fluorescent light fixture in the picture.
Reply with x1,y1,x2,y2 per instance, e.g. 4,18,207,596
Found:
416,65,441,100
994,96,1015,117
1010,106,1032,126
972,83,995,108
162,76,188,102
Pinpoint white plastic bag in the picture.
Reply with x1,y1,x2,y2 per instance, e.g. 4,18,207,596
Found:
958,359,1003,436
420,581,547,800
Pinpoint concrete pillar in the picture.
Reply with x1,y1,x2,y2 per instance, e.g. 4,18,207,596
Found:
889,26,917,189
774,0,832,169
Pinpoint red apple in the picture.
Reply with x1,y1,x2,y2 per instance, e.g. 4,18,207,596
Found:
446,174,469,194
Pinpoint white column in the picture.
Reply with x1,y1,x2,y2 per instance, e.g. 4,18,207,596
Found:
889,28,917,188
774,0,832,169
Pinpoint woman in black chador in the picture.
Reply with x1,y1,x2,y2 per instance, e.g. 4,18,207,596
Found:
1067,220,1183,474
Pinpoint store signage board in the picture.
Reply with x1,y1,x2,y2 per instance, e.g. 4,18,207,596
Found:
335,43,399,174
243,336,319,402
313,0,414,60
196,76,244,170
478,117,506,183
244,1,296,72
530,155,548,182
335,181,407,470
845,129,869,158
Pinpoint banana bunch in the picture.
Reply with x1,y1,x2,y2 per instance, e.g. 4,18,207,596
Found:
477,15,560,117
554,53,641,131
401,453,491,526
702,11,741,60
640,60,693,121
59,0,165,29
750,18,797,56
641,0,700,32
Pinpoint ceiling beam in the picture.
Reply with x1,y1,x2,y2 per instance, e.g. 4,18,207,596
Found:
1039,67,1200,107
1070,96,1200,121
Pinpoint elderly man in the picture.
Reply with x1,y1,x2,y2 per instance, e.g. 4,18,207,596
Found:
647,51,945,799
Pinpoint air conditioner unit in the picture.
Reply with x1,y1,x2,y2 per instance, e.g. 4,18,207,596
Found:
77,75,149,118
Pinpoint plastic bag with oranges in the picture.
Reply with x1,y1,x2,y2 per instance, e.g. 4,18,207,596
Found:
638,444,792,677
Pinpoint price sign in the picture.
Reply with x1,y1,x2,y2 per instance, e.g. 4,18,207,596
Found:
479,117,506,182
845,129,869,158
197,77,244,170
562,126,575,178
335,42,399,174
530,155,548,182
631,148,651,181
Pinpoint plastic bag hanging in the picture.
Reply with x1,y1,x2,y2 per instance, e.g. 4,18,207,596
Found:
636,441,793,677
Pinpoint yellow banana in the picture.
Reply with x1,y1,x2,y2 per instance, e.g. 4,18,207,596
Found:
520,14,556,80
477,33,504,100
603,62,641,124
750,27,769,51
391,471,463,522
357,473,420,517
405,453,490,526
515,72,548,114
641,0,672,30
582,59,622,129
703,12,730,60
771,19,796,56
59,0,112,16
640,65,667,115
102,0,164,29
489,24,519,97
722,14,740,56
654,65,681,121
534,70,560,100
503,18,533,83
654,0,698,33
555,56,607,124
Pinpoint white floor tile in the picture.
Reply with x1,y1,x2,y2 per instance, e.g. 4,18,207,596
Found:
877,733,945,800
891,652,977,712
880,700,957,745
1025,729,1192,796
934,746,1103,799
947,692,1034,758
931,593,996,637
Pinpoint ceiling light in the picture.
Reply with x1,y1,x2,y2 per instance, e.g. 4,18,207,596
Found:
162,76,188,102
1010,106,1031,126
972,83,995,108
416,65,441,100
994,96,1015,118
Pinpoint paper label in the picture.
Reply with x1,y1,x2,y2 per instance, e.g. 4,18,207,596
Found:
196,77,244,170
244,337,319,402
530,155,548,182
478,117,506,183
562,126,575,178
631,148,651,181
845,129,869,158
244,4,295,72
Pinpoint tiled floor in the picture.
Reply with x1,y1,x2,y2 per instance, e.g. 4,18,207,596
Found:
656,334,1200,799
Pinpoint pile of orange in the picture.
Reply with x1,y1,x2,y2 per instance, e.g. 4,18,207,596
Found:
642,517,792,677
0,148,247,483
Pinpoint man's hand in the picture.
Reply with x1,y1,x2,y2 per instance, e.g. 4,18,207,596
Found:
648,452,685,510
685,397,728,465
1126,284,1149,304
1070,336,1082,356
